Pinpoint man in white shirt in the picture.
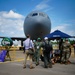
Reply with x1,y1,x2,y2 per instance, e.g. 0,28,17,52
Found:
23,35,35,69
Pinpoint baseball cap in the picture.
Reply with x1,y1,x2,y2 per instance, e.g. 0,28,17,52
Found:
37,38,41,40
44,37,48,40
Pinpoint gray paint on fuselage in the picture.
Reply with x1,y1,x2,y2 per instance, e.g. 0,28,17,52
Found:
24,11,51,39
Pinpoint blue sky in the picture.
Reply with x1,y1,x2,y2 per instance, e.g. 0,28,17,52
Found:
0,0,75,38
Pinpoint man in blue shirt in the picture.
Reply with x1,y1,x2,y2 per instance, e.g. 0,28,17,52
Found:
23,35,35,69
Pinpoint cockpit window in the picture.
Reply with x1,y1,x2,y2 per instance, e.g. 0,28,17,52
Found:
32,13,38,16
39,13,45,17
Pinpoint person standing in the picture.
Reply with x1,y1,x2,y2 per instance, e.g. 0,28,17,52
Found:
61,39,71,64
59,39,63,63
5,46,11,61
42,37,53,68
34,38,41,66
23,35,35,69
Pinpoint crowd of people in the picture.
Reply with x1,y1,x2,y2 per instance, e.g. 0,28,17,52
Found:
23,35,71,69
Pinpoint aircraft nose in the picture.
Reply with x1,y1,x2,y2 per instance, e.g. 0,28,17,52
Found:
33,23,45,34
36,18,41,23
33,17,44,24
35,23,42,29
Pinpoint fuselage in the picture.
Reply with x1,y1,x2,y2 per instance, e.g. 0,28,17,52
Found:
24,11,51,40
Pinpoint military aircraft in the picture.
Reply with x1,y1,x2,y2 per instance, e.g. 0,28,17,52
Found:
24,11,51,39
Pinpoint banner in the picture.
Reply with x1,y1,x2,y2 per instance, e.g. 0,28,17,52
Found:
0,50,7,62
1,37,13,46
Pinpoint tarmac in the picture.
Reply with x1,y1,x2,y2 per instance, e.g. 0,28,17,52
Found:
0,50,75,75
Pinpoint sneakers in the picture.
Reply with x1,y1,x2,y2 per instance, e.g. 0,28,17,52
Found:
23,66,26,69
44,66,48,68
36,63,39,66
23,65,35,69
49,64,52,68
30,66,35,69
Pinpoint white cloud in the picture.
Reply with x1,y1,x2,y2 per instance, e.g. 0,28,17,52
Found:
10,31,15,34
51,24,75,36
0,10,25,37
0,10,24,19
65,19,75,24
34,0,52,12
1,30,4,33
36,3,49,10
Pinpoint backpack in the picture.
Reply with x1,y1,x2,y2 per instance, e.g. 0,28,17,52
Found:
44,42,52,53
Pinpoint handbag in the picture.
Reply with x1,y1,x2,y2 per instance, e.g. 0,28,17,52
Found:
28,40,34,55
28,48,34,55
